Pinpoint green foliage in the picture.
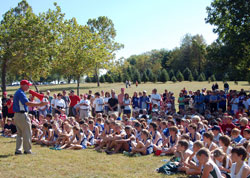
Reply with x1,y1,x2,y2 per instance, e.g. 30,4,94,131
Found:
168,69,175,79
183,67,192,81
210,74,216,82
141,71,149,83
197,73,206,81
171,76,177,83
85,76,92,83
100,75,105,83
159,69,169,83
106,75,114,83
133,69,141,84
188,73,194,82
176,71,184,82
123,72,130,83
223,73,230,82
206,0,250,79
151,74,157,83
193,69,199,80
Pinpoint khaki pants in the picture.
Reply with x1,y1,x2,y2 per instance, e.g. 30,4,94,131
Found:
14,113,32,153
80,109,89,120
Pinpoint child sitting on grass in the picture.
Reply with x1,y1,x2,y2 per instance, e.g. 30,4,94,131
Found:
185,140,204,175
212,148,232,177
219,135,232,155
149,122,162,152
67,125,87,150
175,140,193,172
130,129,153,156
196,148,222,178
203,131,217,152
82,123,95,146
231,128,243,144
110,125,135,154
3,118,17,137
161,126,179,155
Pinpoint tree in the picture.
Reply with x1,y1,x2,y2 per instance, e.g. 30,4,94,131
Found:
210,74,216,82
183,67,192,81
206,0,250,78
188,73,194,82
159,69,169,83
193,69,199,80
0,0,63,92
85,76,92,83
171,76,177,83
197,73,206,81
133,69,141,84
99,75,105,83
106,74,114,83
168,69,175,79
141,71,149,83
87,16,123,87
176,71,184,82
55,18,98,96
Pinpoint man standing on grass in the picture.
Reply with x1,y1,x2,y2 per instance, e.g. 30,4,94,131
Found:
118,88,125,117
13,80,48,155
69,90,80,116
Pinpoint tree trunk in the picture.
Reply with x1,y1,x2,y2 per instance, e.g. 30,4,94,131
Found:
67,76,71,84
95,67,100,87
77,76,80,96
1,58,7,94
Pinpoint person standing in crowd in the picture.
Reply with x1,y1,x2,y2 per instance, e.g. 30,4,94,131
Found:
62,90,70,116
93,92,104,115
139,90,150,113
79,94,90,120
69,90,80,116
194,90,205,114
46,90,53,114
108,90,118,115
37,92,49,117
132,92,139,111
151,88,161,110
118,88,125,117
51,93,57,116
7,95,14,119
1,91,8,129
13,80,48,154
104,92,110,114
224,82,229,94
54,93,66,114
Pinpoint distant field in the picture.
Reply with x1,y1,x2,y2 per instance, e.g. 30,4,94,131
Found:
1,81,249,178
4,81,250,105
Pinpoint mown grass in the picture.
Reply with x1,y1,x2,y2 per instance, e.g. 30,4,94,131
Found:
0,137,187,178
5,81,250,100
1,81,249,178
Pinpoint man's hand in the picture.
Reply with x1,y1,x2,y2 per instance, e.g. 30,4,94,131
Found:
39,102,48,107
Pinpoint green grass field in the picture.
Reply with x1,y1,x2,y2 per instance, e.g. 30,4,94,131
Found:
0,81,249,178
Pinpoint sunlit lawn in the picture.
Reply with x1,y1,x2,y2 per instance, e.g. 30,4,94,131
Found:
1,81,249,178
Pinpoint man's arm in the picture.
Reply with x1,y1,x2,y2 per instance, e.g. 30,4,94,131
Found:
25,101,48,107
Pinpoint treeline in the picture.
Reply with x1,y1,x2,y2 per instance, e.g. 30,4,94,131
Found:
92,34,233,84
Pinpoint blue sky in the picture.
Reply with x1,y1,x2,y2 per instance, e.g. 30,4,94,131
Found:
0,0,217,59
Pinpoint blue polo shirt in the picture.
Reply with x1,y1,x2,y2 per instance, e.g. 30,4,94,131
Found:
13,88,29,112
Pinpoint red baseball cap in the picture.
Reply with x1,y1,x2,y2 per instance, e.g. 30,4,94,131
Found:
20,80,32,86
3,92,7,95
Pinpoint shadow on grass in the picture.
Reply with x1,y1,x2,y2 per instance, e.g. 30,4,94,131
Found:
3,140,16,143
0,154,13,158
